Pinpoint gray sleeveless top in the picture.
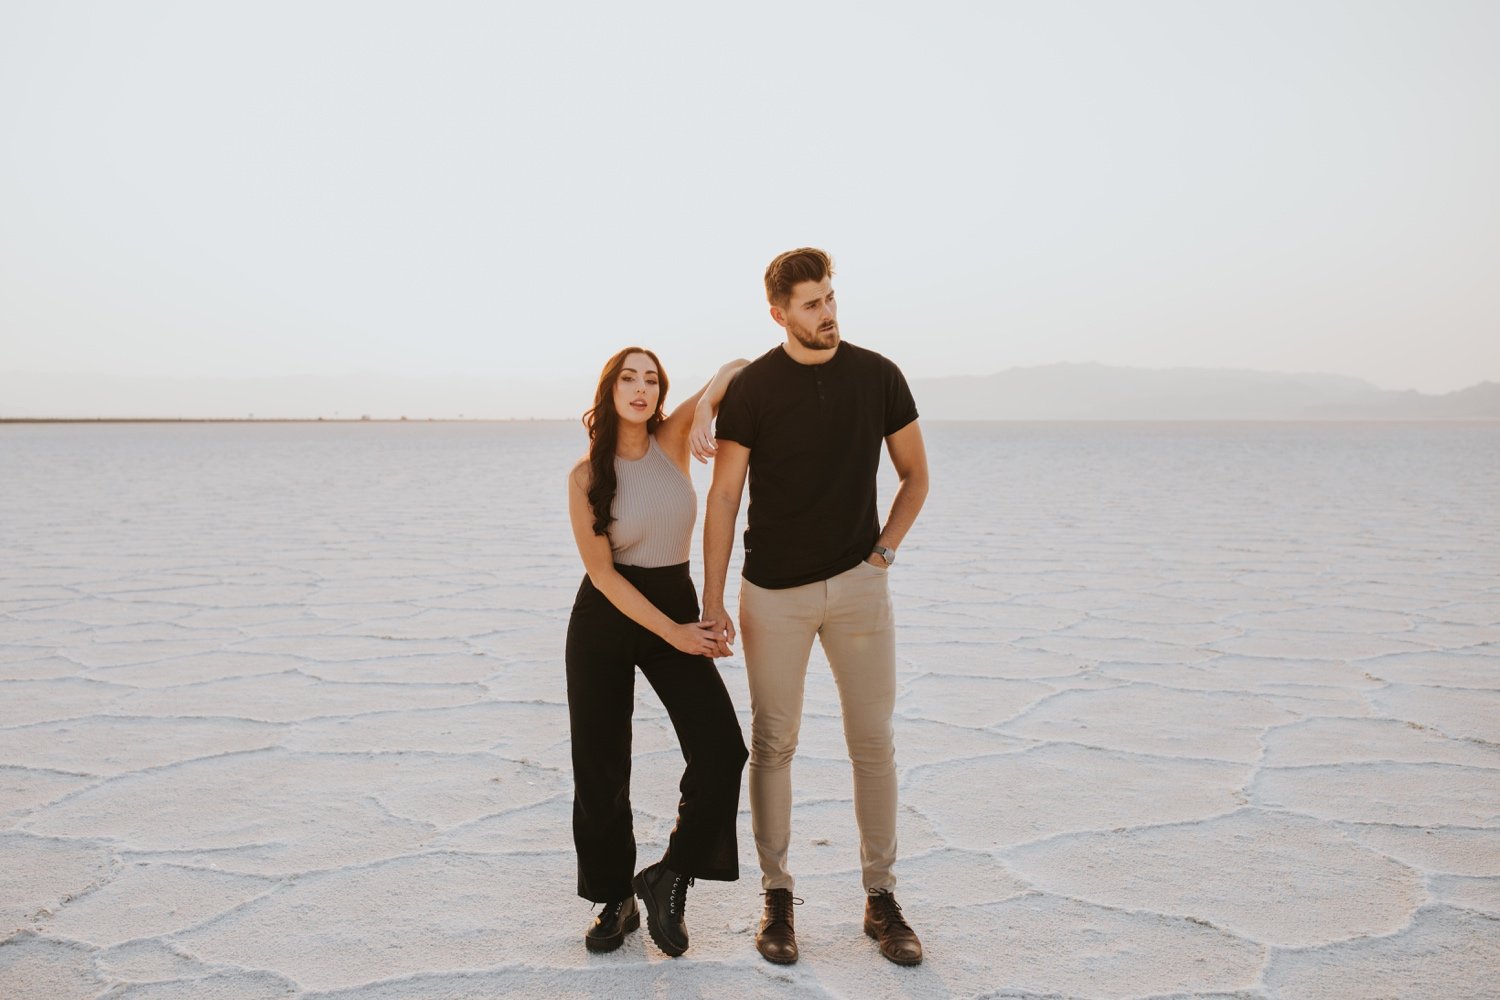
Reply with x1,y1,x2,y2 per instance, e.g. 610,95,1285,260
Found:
609,436,696,567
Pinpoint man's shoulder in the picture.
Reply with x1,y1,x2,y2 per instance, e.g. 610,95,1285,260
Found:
742,345,785,376
841,341,906,377
727,347,785,393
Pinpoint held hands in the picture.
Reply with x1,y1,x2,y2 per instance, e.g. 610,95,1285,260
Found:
702,602,736,648
689,403,717,463
669,620,734,659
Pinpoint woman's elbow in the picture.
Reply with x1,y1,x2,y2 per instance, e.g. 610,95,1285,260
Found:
584,563,618,592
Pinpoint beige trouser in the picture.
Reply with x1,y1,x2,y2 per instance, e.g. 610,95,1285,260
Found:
740,559,898,892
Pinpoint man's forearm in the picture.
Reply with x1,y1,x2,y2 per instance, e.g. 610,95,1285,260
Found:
877,471,929,552
702,494,739,607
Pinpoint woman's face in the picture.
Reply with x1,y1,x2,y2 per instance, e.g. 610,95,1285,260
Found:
613,351,661,426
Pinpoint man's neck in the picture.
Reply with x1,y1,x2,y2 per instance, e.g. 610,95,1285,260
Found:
782,336,841,366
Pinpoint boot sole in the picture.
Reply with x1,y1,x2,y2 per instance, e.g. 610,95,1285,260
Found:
864,919,923,966
756,938,799,964
633,871,687,957
584,909,640,953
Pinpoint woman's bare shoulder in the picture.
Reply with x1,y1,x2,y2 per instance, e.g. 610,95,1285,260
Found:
568,456,591,489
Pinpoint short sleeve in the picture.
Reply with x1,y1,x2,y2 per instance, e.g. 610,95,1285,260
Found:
883,359,919,436
715,376,756,448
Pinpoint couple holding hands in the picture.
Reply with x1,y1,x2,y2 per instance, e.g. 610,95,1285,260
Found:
564,247,929,966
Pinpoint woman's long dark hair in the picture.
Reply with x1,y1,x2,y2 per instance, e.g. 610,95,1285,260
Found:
582,347,669,536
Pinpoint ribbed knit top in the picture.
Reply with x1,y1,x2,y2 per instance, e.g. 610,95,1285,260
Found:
609,436,695,567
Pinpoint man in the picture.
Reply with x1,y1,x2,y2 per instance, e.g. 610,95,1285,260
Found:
700,247,929,966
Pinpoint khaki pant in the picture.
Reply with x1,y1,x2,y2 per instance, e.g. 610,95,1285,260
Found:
740,559,898,891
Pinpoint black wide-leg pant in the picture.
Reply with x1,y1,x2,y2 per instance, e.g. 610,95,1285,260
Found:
565,562,749,903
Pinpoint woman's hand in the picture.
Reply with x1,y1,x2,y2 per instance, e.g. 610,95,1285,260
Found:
668,620,732,658
689,403,717,463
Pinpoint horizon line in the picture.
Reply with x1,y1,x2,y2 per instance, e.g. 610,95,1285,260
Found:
3,364,1497,396
6,417,1499,426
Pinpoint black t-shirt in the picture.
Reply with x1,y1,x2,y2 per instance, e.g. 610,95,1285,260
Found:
715,341,918,589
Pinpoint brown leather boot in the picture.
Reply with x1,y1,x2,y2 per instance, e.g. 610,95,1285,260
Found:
756,888,800,964
864,889,922,965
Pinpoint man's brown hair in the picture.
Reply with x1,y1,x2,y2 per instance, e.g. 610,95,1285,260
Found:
764,247,834,308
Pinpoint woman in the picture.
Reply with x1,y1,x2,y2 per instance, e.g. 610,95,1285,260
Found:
565,346,749,957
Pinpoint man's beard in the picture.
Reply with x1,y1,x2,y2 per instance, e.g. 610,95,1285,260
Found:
788,316,839,350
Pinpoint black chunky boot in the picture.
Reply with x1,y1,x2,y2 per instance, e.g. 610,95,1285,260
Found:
584,896,640,952
633,861,693,957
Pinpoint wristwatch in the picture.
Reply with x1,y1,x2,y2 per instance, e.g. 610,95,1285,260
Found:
872,545,896,567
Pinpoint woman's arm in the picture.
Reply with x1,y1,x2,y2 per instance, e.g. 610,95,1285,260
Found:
664,358,749,463
567,463,728,657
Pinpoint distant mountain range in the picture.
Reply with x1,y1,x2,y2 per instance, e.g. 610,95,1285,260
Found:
909,364,1500,421
2,365,1497,421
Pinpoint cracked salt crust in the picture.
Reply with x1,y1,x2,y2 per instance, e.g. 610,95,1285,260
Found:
2,421,1498,999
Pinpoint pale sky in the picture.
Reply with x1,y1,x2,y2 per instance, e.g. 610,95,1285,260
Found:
2,0,1497,403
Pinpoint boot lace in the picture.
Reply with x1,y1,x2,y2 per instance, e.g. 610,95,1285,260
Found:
597,898,628,924
668,873,695,919
763,889,802,927
869,890,912,933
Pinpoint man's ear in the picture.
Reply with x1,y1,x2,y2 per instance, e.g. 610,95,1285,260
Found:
769,305,787,329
